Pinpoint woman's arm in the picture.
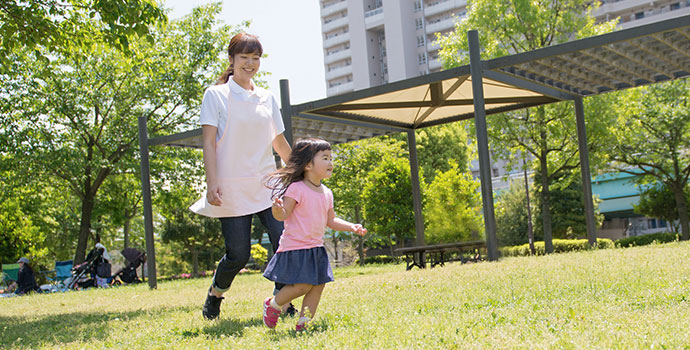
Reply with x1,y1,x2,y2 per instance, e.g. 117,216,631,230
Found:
326,208,367,235
202,125,222,206
272,133,291,164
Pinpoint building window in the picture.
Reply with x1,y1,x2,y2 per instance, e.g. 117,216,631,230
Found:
648,219,657,229
418,52,427,64
492,168,499,177
414,0,422,12
670,2,680,10
635,11,645,19
417,35,425,47
415,18,423,30
659,219,667,228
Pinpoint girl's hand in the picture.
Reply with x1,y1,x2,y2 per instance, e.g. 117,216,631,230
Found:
206,182,222,206
353,224,367,236
272,197,284,211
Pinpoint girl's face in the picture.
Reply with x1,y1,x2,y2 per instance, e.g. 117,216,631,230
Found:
306,149,333,180
230,52,260,80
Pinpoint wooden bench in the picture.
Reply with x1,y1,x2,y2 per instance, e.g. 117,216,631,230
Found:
394,240,487,270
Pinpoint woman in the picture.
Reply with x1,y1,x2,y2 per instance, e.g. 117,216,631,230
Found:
10,257,38,295
190,33,292,320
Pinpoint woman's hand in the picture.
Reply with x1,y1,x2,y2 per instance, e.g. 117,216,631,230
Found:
206,182,222,206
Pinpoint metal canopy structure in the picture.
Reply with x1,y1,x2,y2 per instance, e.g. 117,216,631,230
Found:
139,15,690,288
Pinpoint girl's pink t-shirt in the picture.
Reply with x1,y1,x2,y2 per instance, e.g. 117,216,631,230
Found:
277,181,334,253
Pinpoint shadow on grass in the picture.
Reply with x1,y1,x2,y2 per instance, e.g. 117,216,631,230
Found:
0,305,196,348
196,317,264,338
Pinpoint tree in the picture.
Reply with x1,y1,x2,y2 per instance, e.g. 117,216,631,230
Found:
495,180,539,247
362,157,419,255
424,161,483,244
410,123,471,183
330,136,407,264
0,0,166,71
608,80,690,240
634,183,690,233
0,3,240,263
436,0,617,253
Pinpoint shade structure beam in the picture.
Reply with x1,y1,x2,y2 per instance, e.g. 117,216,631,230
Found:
651,33,690,61
541,57,617,90
608,43,677,78
628,39,687,72
584,48,657,83
516,61,599,93
566,52,637,87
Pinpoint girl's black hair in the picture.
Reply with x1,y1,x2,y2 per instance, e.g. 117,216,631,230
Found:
264,138,331,199
216,33,263,85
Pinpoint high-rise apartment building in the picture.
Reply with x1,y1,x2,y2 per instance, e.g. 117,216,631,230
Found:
320,0,690,97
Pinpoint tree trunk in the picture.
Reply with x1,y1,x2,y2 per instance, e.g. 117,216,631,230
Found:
540,154,554,254
672,184,690,240
123,217,131,249
75,195,95,264
333,233,339,266
355,206,365,266
192,247,199,277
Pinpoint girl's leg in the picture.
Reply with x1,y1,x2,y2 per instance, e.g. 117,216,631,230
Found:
300,283,325,319
273,283,312,306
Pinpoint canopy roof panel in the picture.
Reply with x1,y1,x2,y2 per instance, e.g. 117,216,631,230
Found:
151,14,690,148
292,15,690,131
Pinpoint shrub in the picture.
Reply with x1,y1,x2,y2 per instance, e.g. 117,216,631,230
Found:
615,232,678,248
359,255,401,265
500,238,614,257
250,244,268,267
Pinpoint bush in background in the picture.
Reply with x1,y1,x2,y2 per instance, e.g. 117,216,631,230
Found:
500,238,614,257
615,232,678,248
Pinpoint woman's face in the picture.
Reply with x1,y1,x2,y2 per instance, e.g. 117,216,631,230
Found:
230,52,261,80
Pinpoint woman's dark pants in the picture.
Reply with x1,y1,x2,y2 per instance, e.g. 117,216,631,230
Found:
211,207,284,292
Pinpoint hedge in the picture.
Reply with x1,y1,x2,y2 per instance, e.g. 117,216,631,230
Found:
499,238,614,257
615,232,678,248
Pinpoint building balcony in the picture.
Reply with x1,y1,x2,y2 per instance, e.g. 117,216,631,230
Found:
327,81,354,96
593,0,654,18
425,17,456,34
324,48,352,65
618,6,690,29
426,39,441,51
325,64,353,80
428,57,443,70
323,32,350,48
321,0,347,18
424,0,467,17
364,7,384,29
322,16,348,33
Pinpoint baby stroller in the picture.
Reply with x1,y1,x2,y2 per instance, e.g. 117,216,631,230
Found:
65,248,103,289
111,248,145,286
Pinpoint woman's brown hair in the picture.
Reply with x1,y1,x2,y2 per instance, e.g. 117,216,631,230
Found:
216,33,263,85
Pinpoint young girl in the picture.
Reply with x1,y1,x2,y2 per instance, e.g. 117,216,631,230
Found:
262,138,367,331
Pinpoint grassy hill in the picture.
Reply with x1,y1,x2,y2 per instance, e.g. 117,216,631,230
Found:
2,241,689,349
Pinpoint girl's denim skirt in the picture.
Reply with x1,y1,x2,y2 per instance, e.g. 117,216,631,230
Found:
263,246,334,285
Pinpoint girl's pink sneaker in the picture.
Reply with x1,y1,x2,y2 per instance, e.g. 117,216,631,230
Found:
263,297,281,328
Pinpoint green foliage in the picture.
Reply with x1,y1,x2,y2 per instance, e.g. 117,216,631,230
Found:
0,196,45,264
362,157,419,249
634,184,690,233
615,232,679,248
250,244,268,267
358,255,401,265
0,0,167,71
495,180,538,246
424,162,483,244
608,80,690,239
500,238,614,257
413,123,470,183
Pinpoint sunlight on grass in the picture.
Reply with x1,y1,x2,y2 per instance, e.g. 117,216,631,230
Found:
2,242,689,349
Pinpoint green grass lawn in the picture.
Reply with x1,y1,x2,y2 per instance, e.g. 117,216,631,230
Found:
2,242,689,349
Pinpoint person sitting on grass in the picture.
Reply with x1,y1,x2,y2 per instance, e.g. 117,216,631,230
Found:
8,257,38,295
262,138,367,331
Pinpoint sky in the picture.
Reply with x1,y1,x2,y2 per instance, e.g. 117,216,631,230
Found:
163,0,326,106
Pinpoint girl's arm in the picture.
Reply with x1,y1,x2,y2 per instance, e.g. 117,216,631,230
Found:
272,133,291,164
272,196,297,221
326,208,367,236
202,125,222,206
